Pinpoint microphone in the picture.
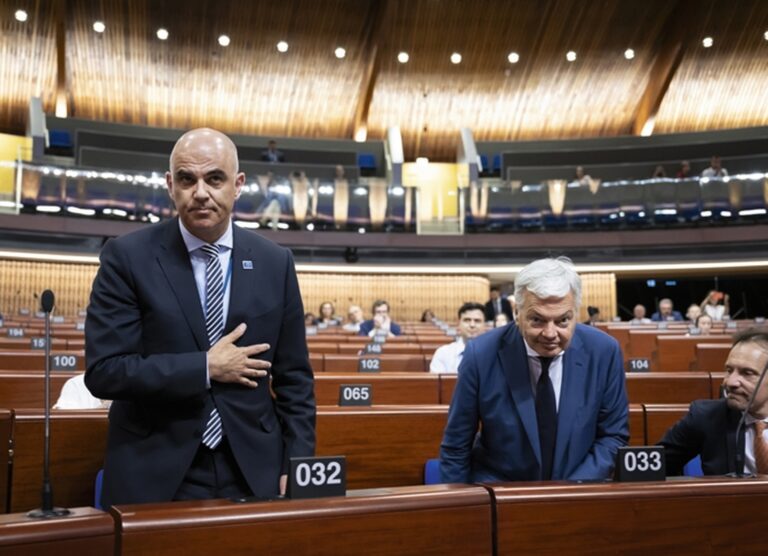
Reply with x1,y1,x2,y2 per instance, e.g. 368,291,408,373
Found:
731,356,768,477
27,289,70,518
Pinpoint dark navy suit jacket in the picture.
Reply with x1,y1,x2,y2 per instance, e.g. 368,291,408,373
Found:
358,319,402,336
440,323,628,483
657,399,743,475
85,218,315,507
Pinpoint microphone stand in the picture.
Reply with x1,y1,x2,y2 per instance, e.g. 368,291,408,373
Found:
28,292,70,518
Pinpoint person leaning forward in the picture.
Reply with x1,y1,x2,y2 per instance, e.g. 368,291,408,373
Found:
440,256,628,483
85,128,315,507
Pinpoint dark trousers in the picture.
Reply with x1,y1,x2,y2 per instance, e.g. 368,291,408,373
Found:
173,438,253,501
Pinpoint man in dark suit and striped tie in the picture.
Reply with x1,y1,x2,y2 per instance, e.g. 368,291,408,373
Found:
85,128,315,507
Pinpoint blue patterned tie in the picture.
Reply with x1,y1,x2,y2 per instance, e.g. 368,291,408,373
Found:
201,243,224,449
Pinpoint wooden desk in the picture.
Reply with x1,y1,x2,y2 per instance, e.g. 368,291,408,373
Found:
113,485,492,556
0,507,113,556
655,335,731,372
643,403,689,445
492,478,768,554
8,410,109,513
323,354,427,373
0,372,78,410
625,372,711,404
0,351,85,372
314,373,441,405
628,404,644,446
316,406,447,488
693,342,731,372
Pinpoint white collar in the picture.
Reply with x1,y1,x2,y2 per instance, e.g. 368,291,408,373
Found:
178,219,233,254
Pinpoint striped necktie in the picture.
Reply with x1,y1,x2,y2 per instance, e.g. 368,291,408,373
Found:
755,421,768,475
201,243,224,449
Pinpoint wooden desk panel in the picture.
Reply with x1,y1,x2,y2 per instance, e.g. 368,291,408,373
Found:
0,507,113,556
492,479,768,555
323,354,427,373
0,372,78,410
316,406,447,488
0,351,84,372
694,343,731,372
654,335,730,372
626,330,678,362
438,374,457,404
9,410,108,513
643,403,689,445
628,404,644,446
625,372,711,404
336,343,425,355
114,485,492,556
314,374,441,405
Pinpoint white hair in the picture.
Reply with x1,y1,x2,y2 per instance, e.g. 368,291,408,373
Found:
514,257,582,310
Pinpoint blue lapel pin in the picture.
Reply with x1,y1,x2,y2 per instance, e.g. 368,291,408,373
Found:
242,260,253,270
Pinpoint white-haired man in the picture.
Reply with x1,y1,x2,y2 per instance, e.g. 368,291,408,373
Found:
440,257,629,483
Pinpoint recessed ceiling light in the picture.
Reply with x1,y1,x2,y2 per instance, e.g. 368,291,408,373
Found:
277,40,289,53
624,48,635,60
702,36,713,48
763,30,767,41
334,47,346,59
218,34,230,47
14,9,28,22
156,28,169,40
450,52,462,64
566,50,577,62
397,51,409,63
507,52,520,64
93,21,106,33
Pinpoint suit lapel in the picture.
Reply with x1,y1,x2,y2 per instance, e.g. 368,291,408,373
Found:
499,326,541,466
726,405,742,473
553,333,588,477
156,218,208,350
226,227,253,333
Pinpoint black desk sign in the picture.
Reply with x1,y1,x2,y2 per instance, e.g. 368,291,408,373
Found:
52,315,65,324
7,328,24,338
338,384,372,406
626,358,650,372
726,321,737,330
755,316,765,324
445,327,457,337
657,322,668,330
371,334,387,344
18,308,30,316
76,322,85,331
34,311,45,319
363,343,382,355
50,354,79,371
615,446,665,482
358,357,381,372
688,327,701,336
30,337,47,350
288,456,346,499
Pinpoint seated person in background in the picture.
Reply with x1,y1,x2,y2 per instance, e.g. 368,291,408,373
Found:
573,165,592,187
629,304,652,324
686,303,702,322
676,160,691,179
260,140,285,163
421,309,436,322
583,306,600,326
494,313,510,328
652,165,667,178
658,328,768,475
430,302,485,374
342,305,365,332
440,257,628,483
689,314,714,336
701,290,730,321
54,373,110,410
317,301,341,326
651,298,683,321
304,312,317,327
358,299,402,337
484,287,514,323
701,155,728,178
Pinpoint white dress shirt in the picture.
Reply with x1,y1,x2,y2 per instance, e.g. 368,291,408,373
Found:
430,339,465,374
54,374,108,410
525,340,564,412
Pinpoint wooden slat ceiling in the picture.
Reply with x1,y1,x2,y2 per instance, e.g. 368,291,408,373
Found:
1,0,767,160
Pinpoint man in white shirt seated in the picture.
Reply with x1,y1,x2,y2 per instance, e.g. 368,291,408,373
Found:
629,304,652,325
53,373,110,409
430,302,486,374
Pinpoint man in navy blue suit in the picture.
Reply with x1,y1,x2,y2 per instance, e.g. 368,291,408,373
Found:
440,257,628,483
85,128,315,507
651,298,683,322
358,299,402,337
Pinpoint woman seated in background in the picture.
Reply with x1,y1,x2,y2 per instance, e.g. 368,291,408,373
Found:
421,309,436,322
317,301,342,326
494,313,510,327
685,303,702,322
689,314,714,336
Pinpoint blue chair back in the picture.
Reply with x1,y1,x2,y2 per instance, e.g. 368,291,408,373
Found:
424,458,441,484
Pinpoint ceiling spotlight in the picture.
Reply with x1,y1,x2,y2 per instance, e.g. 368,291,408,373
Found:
277,40,289,53
624,48,635,60
702,36,713,48
763,30,768,41
450,52,462,64
566,50,577,62
507,52,520,64
397,51,409,63
14,9,28,22
218,34,231,47
156,28,169,40
93,21,106,33
334,47,346,59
